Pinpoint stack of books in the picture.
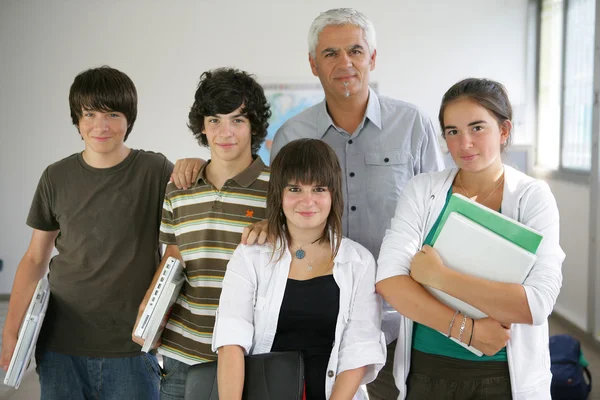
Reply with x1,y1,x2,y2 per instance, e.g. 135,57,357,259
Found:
134,257,185,353
427,193,543,355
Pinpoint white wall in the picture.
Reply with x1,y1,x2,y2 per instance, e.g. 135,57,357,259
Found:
0,0,530,294
545,179,590,330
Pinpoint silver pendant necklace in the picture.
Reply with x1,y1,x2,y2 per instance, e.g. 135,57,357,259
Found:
293,237,321,259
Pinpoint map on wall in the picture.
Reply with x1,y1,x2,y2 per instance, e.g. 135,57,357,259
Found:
258,82,379,165
258,83,325,165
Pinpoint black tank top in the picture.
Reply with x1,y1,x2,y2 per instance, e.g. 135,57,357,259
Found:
271,275,340,400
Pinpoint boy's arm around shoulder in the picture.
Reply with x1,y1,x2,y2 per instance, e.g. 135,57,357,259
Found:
170,157,205,190
1,228,58,370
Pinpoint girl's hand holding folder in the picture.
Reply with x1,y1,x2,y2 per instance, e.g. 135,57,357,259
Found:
469,317,511,357
410,245,446,288
410,245,512,357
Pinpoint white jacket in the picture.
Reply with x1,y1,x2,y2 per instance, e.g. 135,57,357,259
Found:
377,165,565,400
213,237,387,399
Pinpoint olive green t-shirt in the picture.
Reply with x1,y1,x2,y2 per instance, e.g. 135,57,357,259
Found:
27,149,173,357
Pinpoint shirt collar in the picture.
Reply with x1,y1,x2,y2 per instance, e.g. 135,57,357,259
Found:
316,86,382,137
365,87,382,130
197,155,266,188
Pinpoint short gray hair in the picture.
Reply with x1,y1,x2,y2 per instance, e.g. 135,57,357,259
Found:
308,8,377,59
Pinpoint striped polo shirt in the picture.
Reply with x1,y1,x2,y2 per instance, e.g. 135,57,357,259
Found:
157,156,269,365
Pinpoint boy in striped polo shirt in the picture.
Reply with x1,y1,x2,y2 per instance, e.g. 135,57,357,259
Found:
133,68,271,399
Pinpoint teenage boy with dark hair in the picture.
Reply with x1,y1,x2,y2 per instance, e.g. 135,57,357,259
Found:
0,66,173,400
133,67,271,399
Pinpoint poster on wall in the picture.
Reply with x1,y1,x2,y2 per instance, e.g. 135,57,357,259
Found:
258,83,325,165
258,82,378,165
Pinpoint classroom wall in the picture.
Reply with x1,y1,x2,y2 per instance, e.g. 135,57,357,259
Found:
0,0,530,294
546,179,591,330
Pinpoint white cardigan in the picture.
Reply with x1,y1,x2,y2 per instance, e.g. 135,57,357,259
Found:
377,165,565,400
213,237,387,399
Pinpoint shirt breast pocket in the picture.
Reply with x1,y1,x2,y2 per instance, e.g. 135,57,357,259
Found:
365,151,413,198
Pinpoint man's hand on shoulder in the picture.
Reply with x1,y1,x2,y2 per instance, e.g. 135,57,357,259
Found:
171,158,205,189
241,219,270,245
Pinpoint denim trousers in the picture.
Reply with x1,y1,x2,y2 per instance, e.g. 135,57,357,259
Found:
159,356,190,400
35,349,160,400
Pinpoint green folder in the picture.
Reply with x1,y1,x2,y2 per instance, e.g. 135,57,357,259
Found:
430,193,543,254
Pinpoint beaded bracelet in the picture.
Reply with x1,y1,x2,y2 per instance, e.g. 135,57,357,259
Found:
458,314,468,343
447,310,460,338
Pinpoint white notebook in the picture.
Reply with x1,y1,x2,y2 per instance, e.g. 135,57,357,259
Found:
430,212,537,319
135,257,184,339
141,272,185,353
429,212,537,356
4,277,50,389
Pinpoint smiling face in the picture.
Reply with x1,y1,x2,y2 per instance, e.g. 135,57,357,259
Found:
309,24,376,99
78,109,128,156
202,106,253,164
443,98,511,173
282,182,332,233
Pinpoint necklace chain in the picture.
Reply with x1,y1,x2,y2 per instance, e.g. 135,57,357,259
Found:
458,171,505,205
302,241,326,271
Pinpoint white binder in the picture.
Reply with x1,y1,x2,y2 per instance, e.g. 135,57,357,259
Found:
134,257,184,339
4,276,50,389
430,212,537,319
141,273,185,353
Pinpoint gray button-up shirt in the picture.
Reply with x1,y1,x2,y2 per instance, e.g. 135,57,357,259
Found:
271,88,444,260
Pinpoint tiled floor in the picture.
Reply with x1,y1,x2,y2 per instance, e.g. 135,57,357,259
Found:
0,303,598,399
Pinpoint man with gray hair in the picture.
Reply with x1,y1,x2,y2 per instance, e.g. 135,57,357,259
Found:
269,8,444,399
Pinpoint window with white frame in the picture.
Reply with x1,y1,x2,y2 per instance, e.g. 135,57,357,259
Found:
536,0,596,172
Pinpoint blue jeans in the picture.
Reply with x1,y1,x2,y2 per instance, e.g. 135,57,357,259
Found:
35,350,160,400
159,356,190,400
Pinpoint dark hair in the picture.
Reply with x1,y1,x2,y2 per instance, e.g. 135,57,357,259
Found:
188,68,271,154
438,78,513,149
69,66,138,140
268,139,343,260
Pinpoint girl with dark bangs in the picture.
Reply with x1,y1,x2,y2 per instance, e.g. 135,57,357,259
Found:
213,139,386,400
